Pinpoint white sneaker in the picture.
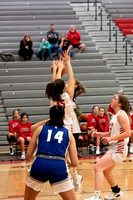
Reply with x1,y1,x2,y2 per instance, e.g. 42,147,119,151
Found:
84,195,101,200
130,145,133,153
104,190,123,200
73,174,83,192
96,149,100,155
20,154,26,160
10,147,14,155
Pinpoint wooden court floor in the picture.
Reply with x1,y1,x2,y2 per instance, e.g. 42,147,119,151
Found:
0,154,133,200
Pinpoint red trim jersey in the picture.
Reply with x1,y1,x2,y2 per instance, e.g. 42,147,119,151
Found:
109,110,129,144
96,115,109,132
16,122,32,140
87,113,97,130
9,119,21,133
131,114,133,130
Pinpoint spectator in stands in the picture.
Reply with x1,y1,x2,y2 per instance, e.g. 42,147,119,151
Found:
130,114,133,153
47,24,59,55
87,106,100,155
7,110,20,155
18,34,34,61
39,37,52,61
15,113,32,160
57,34,74,59
107,102,115,118
67,25,86,53
95,107,109,155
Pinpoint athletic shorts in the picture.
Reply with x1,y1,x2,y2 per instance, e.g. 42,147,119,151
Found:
72,43,81,49
26,157,73,194
107,142,128,163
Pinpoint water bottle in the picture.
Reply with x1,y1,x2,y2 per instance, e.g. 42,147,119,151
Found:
89,144,93,155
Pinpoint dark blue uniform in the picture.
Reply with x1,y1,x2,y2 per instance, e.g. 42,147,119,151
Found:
30,125,70,185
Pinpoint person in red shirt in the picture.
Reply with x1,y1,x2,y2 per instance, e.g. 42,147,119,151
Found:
108,102,115,118
87,106,99,134
67,25,86,53
95,107,109,155
7,110,21,155
96,107,109,132
130,114,133,153
87,106,100,154
16,113,32,160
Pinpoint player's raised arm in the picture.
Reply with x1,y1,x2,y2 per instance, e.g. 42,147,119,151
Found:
63,51,75,100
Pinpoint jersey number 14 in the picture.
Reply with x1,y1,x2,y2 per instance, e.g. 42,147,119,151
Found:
47,130,64,144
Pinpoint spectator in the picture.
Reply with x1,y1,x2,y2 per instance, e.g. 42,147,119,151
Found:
47,24,59,55
107,102,115,118
130,114,133,153
57,34,74,59
67,25,86,53
7,110,21,155
18,34,34,61
15,113,32,160
95,107,109,155
39,37,52,61
87,106,100,155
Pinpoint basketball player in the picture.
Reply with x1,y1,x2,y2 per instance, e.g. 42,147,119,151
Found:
84,94,131,200
24,105,78,200
46,52,82,191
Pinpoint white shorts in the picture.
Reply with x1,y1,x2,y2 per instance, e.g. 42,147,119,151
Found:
26,175,74,194
107,142,128,163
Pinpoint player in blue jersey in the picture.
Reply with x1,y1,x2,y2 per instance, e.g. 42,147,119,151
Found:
24,105,78,200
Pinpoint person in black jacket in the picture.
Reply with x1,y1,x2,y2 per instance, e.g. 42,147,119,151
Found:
18,34,34,61
47,24,59,55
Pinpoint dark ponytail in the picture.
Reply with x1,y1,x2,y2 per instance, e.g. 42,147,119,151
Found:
46,79,65,101
46,105,65,127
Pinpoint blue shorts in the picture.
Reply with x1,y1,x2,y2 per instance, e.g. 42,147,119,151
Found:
30,157,68,184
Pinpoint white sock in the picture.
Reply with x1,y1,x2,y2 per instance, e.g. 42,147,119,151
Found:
96,146,100,150
131,143,133,147
22,151,25,155
94,190,101,197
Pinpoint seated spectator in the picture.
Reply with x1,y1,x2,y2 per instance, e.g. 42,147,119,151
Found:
67,25,86,53
15,113,32,160
130,114,133,153
87,106,100,154
7,110,21,155
57,34,74,59
95,107,109,155
18,34,34,61
39,37,52,61
47,24,59,55
107,102,115,118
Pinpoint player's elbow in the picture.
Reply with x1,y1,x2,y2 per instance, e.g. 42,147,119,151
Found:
71,159,79,167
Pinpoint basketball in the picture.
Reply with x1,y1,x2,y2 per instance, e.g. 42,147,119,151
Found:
51,66,66,77
80,124,87,131
84,134,89,141
81,113,88,121
78,134,84,141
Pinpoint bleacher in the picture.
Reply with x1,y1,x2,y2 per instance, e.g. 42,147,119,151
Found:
0,0,131,147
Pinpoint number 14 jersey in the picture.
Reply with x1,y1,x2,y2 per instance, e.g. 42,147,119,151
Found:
36,125,69,158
